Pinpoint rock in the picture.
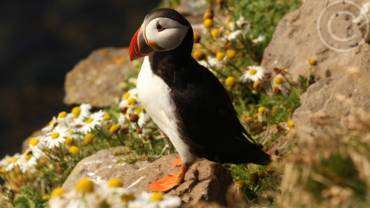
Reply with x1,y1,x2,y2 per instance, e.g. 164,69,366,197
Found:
293,71,370,140
175,0,208,17
63,147,234,206
0,192,11,208
262,0,370,80
64,47,136,107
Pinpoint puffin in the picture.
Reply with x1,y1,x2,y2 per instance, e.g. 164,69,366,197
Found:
129,8,271,192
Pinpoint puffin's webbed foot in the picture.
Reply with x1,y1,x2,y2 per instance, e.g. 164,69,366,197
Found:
148,156,187,192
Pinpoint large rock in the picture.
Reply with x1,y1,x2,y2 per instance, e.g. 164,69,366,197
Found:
262,0,370,80
0,192,11,208
64,48,136,107
261,0,370,138
293,71,370,139
63,147,234,206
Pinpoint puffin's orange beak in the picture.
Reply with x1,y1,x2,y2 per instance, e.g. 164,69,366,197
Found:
129,27,152,61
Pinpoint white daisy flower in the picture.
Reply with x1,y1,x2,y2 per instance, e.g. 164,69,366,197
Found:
207,57,223,68
48,180,181,208
0,154,21,172
159,196,182,208
236,16,249,29
252,35,266,43
119,99,129,109
118,114,127,126
128,192,181,208
78,111,105,134
232,16,250,33
42,117,58,132
241,66,266,82
227,30,243,41
27,137,46,156
138,112,150,128
18,151,39,173
73,104,92,124
44,126,70,149
49,191,102,208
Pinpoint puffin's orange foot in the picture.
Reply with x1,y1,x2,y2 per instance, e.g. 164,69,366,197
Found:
171,156,182,168
148,165,186,192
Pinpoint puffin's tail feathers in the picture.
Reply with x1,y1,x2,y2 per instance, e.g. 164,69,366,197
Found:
216,142,271,165
249,146,271,165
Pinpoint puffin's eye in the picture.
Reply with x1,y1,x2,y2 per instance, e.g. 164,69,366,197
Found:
156,22,165,32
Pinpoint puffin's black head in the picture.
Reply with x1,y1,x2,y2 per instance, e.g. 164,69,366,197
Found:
129,8,193,61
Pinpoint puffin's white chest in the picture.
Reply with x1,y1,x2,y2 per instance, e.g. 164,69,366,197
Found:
136,57,194,163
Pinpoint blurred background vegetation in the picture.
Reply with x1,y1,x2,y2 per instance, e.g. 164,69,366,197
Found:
0,0,159,156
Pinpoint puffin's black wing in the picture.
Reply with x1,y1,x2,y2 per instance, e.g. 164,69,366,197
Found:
171,59,271,165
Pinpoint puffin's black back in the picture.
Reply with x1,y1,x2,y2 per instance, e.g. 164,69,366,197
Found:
148,8,271,165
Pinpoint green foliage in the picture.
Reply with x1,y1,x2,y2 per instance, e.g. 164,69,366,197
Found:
227,0,301,59
14,187,45,208
160,0,181,8
307,154,367,201
259,88,301,124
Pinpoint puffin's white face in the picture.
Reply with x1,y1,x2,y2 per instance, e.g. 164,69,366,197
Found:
144,17,188,52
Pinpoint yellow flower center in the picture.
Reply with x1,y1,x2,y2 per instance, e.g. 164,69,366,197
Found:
225,77,236,88
84,117,94,124
103,113,111,121
248,69,257,75
123,92,130,100
287,119,295,128
128,98,137,105
216,51,225,61
274,75,284,85
226,49,236,59
150,192,164,202
75,177,94,193
308,58,317,66
83,133,94,145
121,193,136,203
107,178,124,188
51,187,65,198
64,137,74,146
24,152,33,161
211,28,221,38
28,138,39,147
58,111,67,119
109,124,120,134
68,146,80,154
203,19,213,28
258,107,266,113
192,50,205,60
135,107,143,114
48,120,56,128
72,107,81,118
51,132,60,139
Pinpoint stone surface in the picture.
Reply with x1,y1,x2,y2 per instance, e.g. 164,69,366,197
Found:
262,0,370,80
261,0,370,140
293,71,370,140
63,147,234,206
176,0,208,17
0,192,11,208
64,47,136,107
